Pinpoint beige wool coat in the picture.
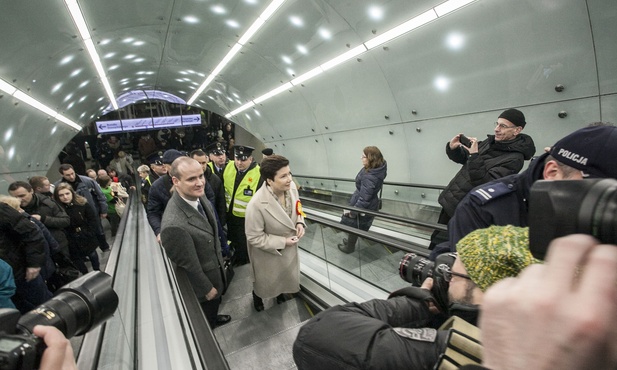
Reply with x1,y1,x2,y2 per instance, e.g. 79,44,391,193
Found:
245,182,305,299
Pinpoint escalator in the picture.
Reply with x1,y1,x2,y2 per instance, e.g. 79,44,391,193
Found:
76,183,438,369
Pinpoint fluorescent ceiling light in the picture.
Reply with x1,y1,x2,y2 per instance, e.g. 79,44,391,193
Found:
238,18,265,45
14,91,58,117
290,66,323,86
260,0,286,21
212,44,242,76
188,0,288,104
64,0,118,110
229,101,255,116
435,0,477,17
364,9,438,49
64,0,90,41
0,78,17,95
226,0,476,118
320,45,368,71
254,82,292,104
7,88,81,130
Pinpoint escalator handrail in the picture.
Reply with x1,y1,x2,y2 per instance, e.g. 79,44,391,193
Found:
300,196,447,232
294,174,446,191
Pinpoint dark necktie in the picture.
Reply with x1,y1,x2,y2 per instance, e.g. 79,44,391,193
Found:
197,202,207,218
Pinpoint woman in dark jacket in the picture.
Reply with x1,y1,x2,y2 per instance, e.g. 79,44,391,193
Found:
54,183,100,275
338,146,387,253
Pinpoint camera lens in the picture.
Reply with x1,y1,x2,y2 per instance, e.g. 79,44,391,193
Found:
529,179,617,260
399,253,434,286
16,271,118,338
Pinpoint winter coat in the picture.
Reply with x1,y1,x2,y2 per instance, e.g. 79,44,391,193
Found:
61,201,100,256
22,193,70,254
438,133,536,218
294,289,460,370
0,203,46,279
340,161,387,231
245,182,305,299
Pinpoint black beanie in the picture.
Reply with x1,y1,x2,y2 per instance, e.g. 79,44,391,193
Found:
498,108,526,128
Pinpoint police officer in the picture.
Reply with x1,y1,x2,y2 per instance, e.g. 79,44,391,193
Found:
206,142,228,181
223,145,263,266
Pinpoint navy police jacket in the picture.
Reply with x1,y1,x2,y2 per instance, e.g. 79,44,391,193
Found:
446,153,548,252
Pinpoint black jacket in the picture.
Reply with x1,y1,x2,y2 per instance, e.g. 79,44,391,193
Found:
0,203,46,279
60,201,100,256
22,193,70,253
438,134,536,218
293,287,476,370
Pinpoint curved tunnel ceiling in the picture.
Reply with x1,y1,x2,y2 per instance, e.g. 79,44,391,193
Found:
0,0,616,187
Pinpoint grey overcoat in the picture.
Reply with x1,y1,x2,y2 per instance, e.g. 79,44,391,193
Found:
161,191,226,302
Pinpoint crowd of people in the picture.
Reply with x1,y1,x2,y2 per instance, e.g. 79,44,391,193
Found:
2,111,617,369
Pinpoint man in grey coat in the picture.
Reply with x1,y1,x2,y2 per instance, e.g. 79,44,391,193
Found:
160,157,231,328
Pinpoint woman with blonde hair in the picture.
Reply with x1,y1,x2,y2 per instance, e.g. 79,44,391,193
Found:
338,146,387,253
54,183,100,274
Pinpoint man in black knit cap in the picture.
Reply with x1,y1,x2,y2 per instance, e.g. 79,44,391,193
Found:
429,108,536,250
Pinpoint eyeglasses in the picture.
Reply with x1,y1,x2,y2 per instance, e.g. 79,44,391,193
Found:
442,268,472,283
494,122,517,130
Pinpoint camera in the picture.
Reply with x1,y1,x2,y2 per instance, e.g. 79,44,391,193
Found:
399,252,457,287
529,178,617,260
0,271,119,370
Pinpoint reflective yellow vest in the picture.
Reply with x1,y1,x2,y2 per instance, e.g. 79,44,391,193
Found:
223,161,260,217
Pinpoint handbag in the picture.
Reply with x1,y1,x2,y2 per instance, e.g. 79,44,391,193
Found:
115,197,126,217
222,259,234,295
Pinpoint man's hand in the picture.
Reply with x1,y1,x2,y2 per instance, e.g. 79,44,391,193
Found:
100,213,108,219
286,236,299,247
31,214,41,221
25,267,41,282
205,287,218,301
156,234,161,244
420,277,440,314
33,325,77,370
480,234,617,370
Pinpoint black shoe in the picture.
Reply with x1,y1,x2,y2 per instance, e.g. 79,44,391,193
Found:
276,293,287,304
216,314,231,327
338,243,355,254
253,291,264,312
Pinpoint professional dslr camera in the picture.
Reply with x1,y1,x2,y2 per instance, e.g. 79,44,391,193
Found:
528,178,617,259
0,271,119,370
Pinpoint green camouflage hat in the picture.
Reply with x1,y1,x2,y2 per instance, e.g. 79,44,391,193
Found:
457,225,539,292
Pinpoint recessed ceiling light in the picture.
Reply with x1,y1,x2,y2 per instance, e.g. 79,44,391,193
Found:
104,52,116,58
446,32,465,50
133,41,145,46
282,55,292,64
318,28,331,39
226,19,240,28
59,55,74,65
211,5,226,14
290,15,303,27
79,80,89,88
70,69,82,77
434,76,450,91
184,15,199,24
51,83,63,93
297,45,308,54
124,54,136,60
122,37,135,43
368,6,384,20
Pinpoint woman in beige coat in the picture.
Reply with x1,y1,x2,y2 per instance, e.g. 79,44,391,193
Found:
245,155,306,311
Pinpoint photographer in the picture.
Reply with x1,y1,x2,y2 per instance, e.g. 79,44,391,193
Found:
459,234,617,370
432,123,617,259
293,225,537,370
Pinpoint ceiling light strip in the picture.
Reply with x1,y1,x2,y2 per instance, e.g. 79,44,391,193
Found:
226,0,479,118
0,79,81,130
187,0,288,105
64,0,118,110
